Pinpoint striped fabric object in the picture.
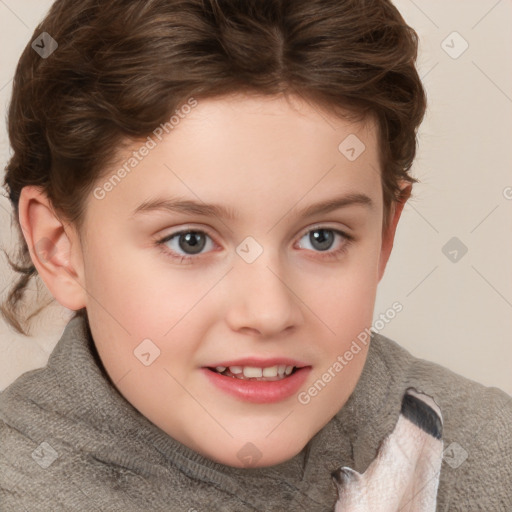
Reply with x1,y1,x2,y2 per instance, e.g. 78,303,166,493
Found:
332,388,443,512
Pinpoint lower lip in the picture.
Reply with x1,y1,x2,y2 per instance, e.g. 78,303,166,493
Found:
201,367,311,403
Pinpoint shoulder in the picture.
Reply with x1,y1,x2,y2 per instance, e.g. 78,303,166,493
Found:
0,371,60,509
372,332,512,509
0,413,52,510
0,391,142,512
370,331,512,422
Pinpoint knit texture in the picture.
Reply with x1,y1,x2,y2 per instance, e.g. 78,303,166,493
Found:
1,316,511,511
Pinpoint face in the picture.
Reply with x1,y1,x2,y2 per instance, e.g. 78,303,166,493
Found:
23,93,405,468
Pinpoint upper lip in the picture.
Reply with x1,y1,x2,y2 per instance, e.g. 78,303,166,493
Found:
206,357,309,368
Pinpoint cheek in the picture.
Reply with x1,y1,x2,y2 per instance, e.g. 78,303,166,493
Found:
83,243,207,385
86,251,223,376
300,266,376,416
82,234,197,325
308,246,380,329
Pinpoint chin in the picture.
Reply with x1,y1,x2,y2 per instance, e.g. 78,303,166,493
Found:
206,438,305,469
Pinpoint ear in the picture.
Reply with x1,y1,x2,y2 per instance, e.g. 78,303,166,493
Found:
18,185,87,311
378,182,411,282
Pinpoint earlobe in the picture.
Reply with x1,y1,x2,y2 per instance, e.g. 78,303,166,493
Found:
18,186,87,311
378,184,411,282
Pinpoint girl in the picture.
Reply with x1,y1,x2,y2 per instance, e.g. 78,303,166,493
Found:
1,1,510,510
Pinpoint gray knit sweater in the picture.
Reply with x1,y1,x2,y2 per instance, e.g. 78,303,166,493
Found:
1,316,511,511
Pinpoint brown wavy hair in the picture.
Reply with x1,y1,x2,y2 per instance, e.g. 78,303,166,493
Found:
1,0,426,336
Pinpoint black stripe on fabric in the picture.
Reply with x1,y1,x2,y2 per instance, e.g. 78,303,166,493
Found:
400,392,443,440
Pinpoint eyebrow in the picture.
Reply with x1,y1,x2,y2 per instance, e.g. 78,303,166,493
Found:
131,192,374,221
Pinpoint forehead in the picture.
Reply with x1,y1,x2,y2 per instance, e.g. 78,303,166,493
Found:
86,93,382,225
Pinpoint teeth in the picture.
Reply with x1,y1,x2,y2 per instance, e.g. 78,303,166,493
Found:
262,366,279,377
243,367,263,378
213,364,298,380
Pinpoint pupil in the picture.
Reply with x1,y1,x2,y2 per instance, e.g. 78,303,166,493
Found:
179,232,205,254
311,229,333,251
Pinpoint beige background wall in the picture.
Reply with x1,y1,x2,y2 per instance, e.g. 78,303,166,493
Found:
1,0,511,395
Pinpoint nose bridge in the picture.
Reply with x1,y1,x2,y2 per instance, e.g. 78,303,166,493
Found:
226,239,301,335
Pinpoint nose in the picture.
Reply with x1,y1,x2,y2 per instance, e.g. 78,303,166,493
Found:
224,253,304,337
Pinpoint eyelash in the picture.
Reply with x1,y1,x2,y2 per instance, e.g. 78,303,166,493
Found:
154,226,354,264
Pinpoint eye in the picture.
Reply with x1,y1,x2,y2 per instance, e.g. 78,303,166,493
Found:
296,226,353,260
156,229,216,263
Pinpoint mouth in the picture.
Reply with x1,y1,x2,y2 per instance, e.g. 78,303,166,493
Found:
202,359,311,403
